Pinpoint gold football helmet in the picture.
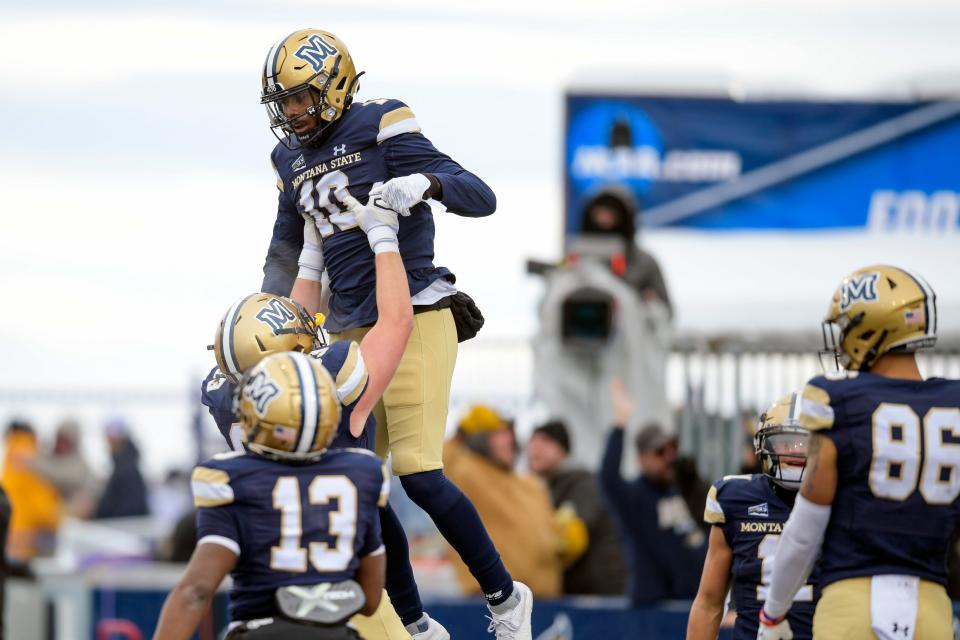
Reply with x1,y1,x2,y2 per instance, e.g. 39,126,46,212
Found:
214,293,323,382
236,352,341,461
260,29,361,147
755,393,809,490
821,265,937,371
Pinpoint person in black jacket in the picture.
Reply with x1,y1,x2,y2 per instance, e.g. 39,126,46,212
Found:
527,420,626,596
94,418,149,520
599,383,706,605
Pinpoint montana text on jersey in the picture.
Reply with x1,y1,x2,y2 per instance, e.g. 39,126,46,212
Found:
706,473,820,639
264,99,496,332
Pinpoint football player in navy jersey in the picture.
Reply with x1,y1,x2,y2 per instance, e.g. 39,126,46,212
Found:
686,393,819,640
760,266,958,640
197,201,447,638
156,351,388,640
258,29,532,639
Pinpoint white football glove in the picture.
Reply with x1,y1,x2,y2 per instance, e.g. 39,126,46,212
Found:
757,610,793,640
368,173,432,216
346,195,403,254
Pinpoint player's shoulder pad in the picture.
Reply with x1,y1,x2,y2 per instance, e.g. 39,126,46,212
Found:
333,341,368,406
704,474,753,525
797,373,854,431
362,98,421,144
191,456,242,508
270,142,302,190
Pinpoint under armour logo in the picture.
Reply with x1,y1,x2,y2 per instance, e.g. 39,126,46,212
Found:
892,622,909,637
333,144,347,156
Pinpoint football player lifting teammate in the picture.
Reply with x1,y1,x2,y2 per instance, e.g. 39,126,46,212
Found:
258,29,532,639
196,198,446,638
759,266,959,640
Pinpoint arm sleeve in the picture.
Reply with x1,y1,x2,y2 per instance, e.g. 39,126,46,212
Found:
382,132,496,217
262,190,304,296
200,369,239,446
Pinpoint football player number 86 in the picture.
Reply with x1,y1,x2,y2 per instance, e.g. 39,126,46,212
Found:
870,404,960,504
270,475,358,572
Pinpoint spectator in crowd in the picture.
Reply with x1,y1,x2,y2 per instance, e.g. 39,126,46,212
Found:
1,420,61,561
527,419,627,596
0,484,9,640
599,383,706,605
25,419,96,518
443,405,563,597
580,189,672,316
94,418,149,519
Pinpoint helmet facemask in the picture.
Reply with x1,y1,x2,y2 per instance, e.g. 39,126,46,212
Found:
755,424,810,490
261,55,360,150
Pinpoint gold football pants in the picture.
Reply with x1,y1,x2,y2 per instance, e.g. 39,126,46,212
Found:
331,308,458,476
813,576,952,639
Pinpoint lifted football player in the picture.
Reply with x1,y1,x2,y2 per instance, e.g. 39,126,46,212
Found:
759,266,958,640
259,29,532,639
686,393,819,640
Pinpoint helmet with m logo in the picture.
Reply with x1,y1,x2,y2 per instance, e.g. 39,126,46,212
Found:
213,293,325,382
236,352,341,461
821,265,937,371
260,29,361,148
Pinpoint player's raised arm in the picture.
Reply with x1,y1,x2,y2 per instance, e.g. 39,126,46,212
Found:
347,197,414,436
374,105,496,217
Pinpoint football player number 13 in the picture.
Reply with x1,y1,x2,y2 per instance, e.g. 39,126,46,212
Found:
270,475,358,572
870,404,960,504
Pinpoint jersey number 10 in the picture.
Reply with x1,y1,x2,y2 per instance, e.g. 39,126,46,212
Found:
870,404,960,504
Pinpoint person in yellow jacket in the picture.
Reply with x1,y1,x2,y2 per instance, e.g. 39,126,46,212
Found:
442,405,564,598
2,420,61,561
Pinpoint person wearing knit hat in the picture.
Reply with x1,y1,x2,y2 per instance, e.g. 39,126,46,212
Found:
527,420,627,597
456,405,517,471
443,405,563,597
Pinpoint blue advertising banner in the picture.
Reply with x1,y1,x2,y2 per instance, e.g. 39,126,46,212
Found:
565,94,960,233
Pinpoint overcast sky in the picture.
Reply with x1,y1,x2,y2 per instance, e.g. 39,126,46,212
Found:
2,0,958,474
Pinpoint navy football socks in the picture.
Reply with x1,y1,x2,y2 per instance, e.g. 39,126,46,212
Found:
379,503,424,626
400,469,514,605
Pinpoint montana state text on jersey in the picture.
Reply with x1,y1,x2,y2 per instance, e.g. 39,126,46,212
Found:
705,474,819,640
201,340,373,452
192,448,389,623
798,371,960,587
264,98,495,332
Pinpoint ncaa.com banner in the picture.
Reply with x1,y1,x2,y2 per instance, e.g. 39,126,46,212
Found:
564,94,960,233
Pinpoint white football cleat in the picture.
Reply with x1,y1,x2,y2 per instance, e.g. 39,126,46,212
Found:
486,581,533,640
407,613,450,640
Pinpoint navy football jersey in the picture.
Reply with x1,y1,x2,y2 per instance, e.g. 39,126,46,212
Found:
264,98,496,331
193,448,388,622
798,372,960,588
704,474,819,640
200,340,373,451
